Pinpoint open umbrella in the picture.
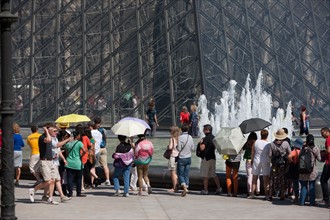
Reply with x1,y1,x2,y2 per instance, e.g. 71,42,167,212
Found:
119,117,151,130
111,120,147,137
55,114,91,123
213,127,246,155
239,118,272,134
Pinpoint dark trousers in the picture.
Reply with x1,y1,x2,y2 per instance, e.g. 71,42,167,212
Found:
320,164,330,201
66,167,83,197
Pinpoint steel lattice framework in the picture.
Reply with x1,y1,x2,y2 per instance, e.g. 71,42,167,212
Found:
6,0,330,126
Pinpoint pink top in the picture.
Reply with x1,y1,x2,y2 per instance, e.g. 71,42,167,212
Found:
134,139,154,163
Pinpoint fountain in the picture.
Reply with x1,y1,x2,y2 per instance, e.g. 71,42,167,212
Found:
197,70,293,141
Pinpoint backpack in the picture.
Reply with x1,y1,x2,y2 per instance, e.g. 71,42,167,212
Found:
271,143,288,167
298,146,314,174
196,143,203,158
98,127,107,148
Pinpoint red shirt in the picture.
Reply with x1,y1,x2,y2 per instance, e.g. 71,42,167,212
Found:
325,136,330,165
81,136,92,164
180,112,190,124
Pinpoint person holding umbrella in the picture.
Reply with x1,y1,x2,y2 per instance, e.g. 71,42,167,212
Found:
243,132,259,198
112,135,134,197
251,129,271,200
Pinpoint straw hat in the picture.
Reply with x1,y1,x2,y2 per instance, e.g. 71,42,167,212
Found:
273,128,288,140
58,122,70,129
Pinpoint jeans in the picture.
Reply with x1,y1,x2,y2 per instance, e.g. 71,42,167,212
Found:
66,168,83,197
148,122,157,137
113,166,131,194
320,164,330,201
299,180,316,206
292,179,299,199
177,157,191,187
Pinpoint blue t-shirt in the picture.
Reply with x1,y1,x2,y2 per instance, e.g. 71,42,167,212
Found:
14,133,24,151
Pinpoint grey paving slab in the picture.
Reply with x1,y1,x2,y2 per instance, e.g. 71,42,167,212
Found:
12,180,330,220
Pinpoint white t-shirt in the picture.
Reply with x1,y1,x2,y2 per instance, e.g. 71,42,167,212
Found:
91,129,102,154
253,139,270,164
51,137,60,166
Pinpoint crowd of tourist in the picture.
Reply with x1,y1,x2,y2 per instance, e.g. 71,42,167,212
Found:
2,112,329,208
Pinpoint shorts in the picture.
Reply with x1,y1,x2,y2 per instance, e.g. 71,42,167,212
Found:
40,160,56,181
29,154,40,173
53,165,61,181
14,151,23,167
94,152,101,167
252,161,271,176
168,156,177,171
200,159,217,178
99,148,108,168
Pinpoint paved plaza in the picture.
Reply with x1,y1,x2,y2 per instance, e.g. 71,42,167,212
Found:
13,180,329,220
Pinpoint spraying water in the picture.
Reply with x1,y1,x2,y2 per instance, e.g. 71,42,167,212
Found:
197,69,293,141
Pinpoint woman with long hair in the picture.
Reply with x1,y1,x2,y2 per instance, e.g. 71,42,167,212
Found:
167,126,180,193
65,131,87,197
299,134,321,206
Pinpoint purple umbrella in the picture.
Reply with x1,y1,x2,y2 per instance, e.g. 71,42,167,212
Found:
119,117,151,130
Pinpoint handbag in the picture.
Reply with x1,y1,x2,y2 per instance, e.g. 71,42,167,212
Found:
163,138,174,160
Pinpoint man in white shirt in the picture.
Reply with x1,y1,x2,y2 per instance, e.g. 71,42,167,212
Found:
88,121,109,186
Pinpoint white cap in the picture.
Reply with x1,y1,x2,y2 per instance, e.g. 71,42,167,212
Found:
65,130,71,136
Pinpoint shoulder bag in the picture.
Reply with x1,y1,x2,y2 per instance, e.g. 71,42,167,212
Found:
163,138,174,160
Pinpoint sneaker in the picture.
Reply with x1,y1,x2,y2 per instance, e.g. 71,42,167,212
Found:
105,180,111,186
47,198,59,205
200,190,208,195
14,181,19,187
227,193,233,197
41,195,49,202
114,190,121,196
247,194,256,199
123,193,129,197
215,188,222,195
28,188,35,202
61,196,72,202
147,186,152,194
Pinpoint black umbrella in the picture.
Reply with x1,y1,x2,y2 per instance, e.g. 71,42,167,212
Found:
239,118,272,134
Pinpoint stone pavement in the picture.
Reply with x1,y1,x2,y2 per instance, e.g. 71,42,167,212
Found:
14,180,329,220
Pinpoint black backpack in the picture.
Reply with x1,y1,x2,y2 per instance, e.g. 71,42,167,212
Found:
298,146,314,174
196,143,203,158
271,143,288,167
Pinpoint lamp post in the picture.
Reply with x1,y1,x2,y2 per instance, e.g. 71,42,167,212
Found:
0,0,18,219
